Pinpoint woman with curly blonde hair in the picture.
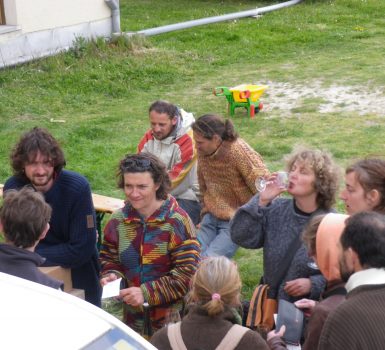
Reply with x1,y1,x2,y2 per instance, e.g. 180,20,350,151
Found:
151,256,272,350
231,147,340,304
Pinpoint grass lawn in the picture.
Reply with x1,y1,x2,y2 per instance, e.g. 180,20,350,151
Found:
0,0,384,304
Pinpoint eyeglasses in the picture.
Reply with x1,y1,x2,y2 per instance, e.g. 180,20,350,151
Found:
121,157,152,171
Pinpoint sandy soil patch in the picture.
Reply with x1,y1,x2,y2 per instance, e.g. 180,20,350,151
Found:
262,81,385,116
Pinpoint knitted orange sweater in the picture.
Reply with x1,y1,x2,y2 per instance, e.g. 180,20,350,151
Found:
198,138,268,220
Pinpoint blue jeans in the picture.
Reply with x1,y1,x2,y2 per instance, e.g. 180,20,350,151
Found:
197,213,238,258
177,198,201,226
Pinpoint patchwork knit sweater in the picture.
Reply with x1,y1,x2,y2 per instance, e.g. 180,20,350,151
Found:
100,195,201,334
198,138,268,221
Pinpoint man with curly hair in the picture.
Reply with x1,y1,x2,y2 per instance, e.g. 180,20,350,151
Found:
4,127,101,306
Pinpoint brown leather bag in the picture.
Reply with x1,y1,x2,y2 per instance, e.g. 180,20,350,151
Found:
245,284,277,332
246,236,302,333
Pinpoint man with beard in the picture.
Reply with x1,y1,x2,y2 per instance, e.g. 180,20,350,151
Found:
137,100,201,225
4,127,101,306
318,211,385,350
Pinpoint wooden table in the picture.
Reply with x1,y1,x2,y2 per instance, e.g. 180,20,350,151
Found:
91,193,124,214
1,184,124,249
91,193,124,249
1,185,124,213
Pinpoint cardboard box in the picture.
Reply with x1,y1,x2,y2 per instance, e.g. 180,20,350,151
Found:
68,288,85,300
39,266,72,292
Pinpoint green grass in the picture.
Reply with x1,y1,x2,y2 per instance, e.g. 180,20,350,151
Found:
1,0,384,302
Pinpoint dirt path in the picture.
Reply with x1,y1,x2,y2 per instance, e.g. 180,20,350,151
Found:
263,81,385,116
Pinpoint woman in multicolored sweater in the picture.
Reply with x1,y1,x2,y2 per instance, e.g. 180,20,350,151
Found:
100,153,201,335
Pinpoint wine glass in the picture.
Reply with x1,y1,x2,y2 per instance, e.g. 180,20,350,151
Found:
142,302,153,339
255,171,289,192
307,259,319,270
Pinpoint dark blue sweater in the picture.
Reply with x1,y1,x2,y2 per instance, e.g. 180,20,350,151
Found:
4,170,101,306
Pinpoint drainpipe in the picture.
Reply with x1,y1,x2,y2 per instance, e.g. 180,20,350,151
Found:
105,0,121,34
125,0,302,37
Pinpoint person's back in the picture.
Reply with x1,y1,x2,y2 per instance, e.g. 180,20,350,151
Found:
319,284,385,350
151,256,273,350
0,187,63,290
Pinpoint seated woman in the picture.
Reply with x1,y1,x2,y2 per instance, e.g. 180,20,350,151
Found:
230,147,340,303
340,158,385,214
151,256,277,350
268,213,348,350
99,153,201,335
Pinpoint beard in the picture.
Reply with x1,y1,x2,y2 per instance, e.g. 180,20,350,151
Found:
30,173,54,189
339,255,354,283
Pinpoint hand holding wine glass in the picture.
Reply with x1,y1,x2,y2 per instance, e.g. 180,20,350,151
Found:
257,171,288,206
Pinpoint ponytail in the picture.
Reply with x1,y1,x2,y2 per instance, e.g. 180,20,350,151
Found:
192,114,238,142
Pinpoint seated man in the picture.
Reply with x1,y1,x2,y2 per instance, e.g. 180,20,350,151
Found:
0,187,63,290
137,100,201,225
4,127,101,306
192,114,269,258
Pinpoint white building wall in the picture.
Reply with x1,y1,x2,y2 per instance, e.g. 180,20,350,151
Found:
0,0,114,68
6,0,110,33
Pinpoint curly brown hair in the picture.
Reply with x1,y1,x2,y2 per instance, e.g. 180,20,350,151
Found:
285,146,341,210
10,127,66,180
